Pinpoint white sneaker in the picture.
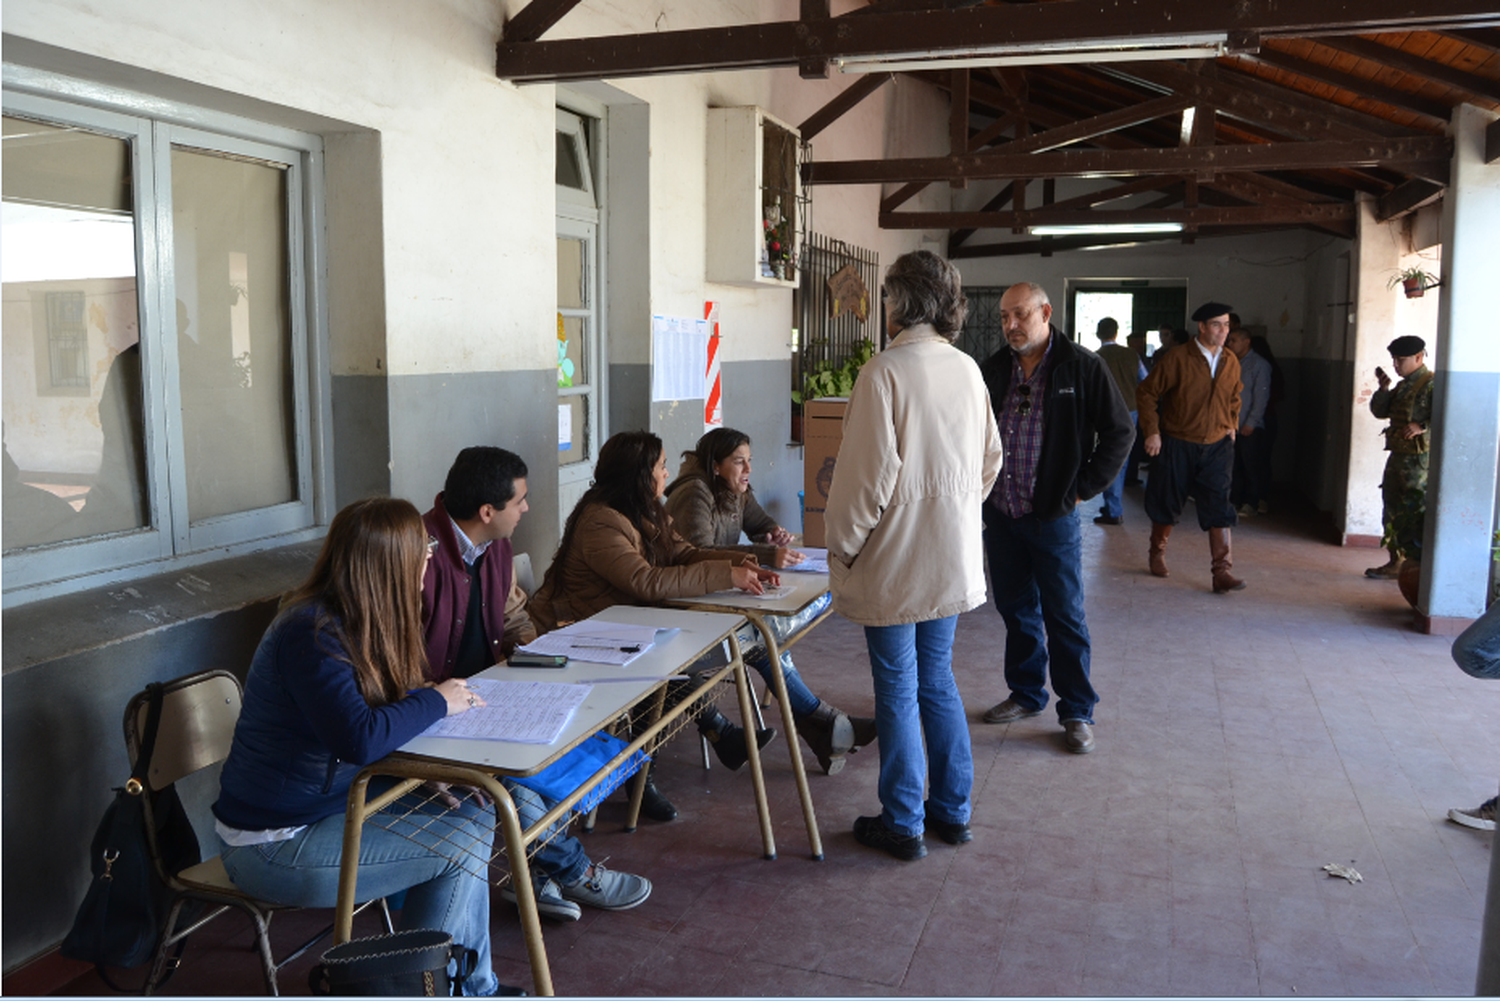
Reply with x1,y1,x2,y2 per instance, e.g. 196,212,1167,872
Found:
1448,797,1497,832
1236,503,1256,518
559,862,652,911
501,874,582,921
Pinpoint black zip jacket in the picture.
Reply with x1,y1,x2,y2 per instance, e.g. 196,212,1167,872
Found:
979,327,1134,522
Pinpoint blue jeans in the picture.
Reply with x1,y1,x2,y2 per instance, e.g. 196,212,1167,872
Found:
983,506,1098,723
220,787,499,996
1099,411,1137,518
1453,602,1500,680
863,615,972,838
695,592,831,719
501,779,589,885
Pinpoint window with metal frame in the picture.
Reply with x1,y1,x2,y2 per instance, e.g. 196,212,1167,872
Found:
2,91,325,599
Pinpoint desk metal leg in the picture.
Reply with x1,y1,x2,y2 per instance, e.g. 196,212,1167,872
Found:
743,610,825,860
729,631,777,860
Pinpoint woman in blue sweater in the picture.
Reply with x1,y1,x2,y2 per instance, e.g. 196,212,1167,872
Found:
213,497,510,996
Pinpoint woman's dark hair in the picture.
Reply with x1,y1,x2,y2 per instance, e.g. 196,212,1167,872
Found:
553,430,673,569
882,250,967,341
688,427,752,510
282,497,428,705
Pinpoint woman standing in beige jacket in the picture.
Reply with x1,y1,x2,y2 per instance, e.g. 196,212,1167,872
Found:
824,250,1003,861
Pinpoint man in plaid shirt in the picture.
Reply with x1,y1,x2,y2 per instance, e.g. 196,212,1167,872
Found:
978,283,1134,755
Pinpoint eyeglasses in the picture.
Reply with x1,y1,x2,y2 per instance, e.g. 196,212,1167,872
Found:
1014,384,1032,417
426,536,440,555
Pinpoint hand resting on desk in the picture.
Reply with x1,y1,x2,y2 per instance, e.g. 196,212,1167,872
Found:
437,677,488,716
731,564,781,595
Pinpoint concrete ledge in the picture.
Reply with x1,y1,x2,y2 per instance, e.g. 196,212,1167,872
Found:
1342,533,1383,548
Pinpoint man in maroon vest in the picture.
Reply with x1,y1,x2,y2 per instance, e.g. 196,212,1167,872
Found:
422,446,535,680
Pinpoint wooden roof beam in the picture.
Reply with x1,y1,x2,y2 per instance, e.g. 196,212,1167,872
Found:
799,73,894,141
1319,36,1500,105
501,0,585,44
1238,45,1453,124
1376,178,1446,220
883,204,1357,231
495,1,1500,83
806,136,1453,186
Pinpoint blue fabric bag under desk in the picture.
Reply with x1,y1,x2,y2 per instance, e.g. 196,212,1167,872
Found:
510,731,647,814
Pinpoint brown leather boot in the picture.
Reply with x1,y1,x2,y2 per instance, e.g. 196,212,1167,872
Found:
1148,522,1172,577
848,715,877,751
1210,526,1246,592
794,703,855,775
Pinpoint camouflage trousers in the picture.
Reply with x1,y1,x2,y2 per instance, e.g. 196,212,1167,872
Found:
1380,451,1428,558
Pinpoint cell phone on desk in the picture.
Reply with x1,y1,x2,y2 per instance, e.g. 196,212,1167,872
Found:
508,652,569,668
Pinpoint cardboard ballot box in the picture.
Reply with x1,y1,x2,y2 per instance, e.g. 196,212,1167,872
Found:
801,397,847,548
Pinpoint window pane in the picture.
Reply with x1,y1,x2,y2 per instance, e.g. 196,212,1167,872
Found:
558,394,588,467
559,314,587,387
2,116,149,550
171,146,296,523
555,132,584,190
557,236,585,309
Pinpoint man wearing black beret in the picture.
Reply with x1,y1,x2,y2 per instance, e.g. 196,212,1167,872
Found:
1135,301,1246,592
1364,335,1433,579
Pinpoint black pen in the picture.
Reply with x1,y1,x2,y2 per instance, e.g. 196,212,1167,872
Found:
570,643,642,653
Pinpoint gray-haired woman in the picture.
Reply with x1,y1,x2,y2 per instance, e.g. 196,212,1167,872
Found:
824,250,1003,860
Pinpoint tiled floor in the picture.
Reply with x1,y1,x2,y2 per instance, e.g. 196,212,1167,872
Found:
54,487,1497,996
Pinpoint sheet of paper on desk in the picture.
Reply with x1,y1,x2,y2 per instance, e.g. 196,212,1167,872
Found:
515,620,672,666
782,547,829,573
422,679,591,744
710,584,796,600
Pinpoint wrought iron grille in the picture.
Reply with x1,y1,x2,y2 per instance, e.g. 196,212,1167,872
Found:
955,286,1009,366
794,233,881,412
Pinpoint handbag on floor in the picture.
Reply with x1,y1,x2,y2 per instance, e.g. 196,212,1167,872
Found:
309,929,477,996
60,683,202,988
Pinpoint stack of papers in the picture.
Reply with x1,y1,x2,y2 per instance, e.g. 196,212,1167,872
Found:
516,620,665,666
421,679,590,744
710,584,796,600
782,547,829,574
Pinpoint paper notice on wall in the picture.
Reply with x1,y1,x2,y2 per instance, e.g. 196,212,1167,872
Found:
558,403,572,452
651,315,710,402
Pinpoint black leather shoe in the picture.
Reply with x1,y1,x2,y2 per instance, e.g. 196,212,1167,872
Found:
923,803,973,845
853,815,927,860
1093,514,1123,525
639,772,678,822
707,722,776,771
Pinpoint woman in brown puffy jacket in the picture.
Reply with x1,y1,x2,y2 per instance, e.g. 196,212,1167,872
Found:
530,430,778,821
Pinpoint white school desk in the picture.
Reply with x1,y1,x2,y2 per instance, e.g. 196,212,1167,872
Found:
663,571,835,859
331,606,772,996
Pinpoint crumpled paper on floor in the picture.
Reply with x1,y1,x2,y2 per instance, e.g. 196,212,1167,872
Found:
1321,862,1363,883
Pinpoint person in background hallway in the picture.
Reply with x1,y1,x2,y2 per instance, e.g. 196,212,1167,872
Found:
1136,301,1246,593
1092,317,1145,525
979,282,1133,756
663,427,876,777
1364,335,1433,580
422,447,651,921
211,498,518,996
1123,332,1151,485
1248,334,1285,514
1227,321,1272,519
825,250,1003,860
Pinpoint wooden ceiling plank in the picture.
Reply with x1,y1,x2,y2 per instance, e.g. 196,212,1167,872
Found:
1244,45,1454,121
799,73,894,141
495,1,1500,83
1375,178,1446,220
949,181,1017,251
1320,36,1500,104
951,69,971,189
501,0,586,44
1043,175,1190,212
804,136,1453,186
1441,28,1500,54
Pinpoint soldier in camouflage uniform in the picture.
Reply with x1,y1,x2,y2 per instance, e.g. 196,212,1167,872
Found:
1366,335,1433,579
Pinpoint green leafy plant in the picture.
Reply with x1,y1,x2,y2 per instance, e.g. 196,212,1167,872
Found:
1386,266,1438,293
792,339,875,405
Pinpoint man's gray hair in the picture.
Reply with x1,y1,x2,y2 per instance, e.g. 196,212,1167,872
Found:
883,250,968,341
1008,282,1051,309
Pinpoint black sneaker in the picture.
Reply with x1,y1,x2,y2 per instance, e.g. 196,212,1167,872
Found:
923,803,973,845
853,815,927,861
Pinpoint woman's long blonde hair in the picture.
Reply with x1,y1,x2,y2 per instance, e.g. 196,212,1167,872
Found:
282,497,428,705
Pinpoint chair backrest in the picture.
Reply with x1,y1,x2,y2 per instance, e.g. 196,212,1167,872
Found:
513,551,536,597
124,670,243,792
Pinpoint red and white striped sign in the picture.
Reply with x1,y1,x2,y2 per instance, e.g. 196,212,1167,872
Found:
704,300,722,429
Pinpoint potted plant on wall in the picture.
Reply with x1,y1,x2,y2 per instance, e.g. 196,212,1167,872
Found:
791,339,875,440
1382,495,1426,607
1387,266,1439,299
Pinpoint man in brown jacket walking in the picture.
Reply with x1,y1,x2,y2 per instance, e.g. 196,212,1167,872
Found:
1136,301,1246,592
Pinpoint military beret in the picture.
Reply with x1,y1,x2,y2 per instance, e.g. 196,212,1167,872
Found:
1191,301,1233,322
1387,335,1425,357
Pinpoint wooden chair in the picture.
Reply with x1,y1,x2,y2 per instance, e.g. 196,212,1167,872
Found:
125,670,392,995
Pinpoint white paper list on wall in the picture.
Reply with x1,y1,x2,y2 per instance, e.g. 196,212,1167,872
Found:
650,314,710,402
558,402,572,452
